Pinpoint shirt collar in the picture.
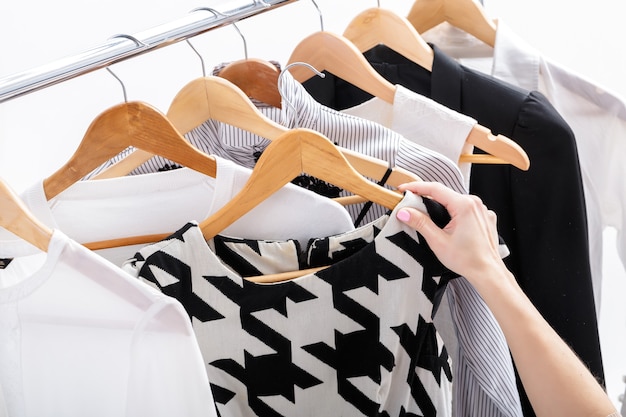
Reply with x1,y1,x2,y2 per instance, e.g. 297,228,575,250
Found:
490,20,542,91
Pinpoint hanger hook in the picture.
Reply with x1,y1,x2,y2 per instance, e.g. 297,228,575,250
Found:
278,62,325,128
105,34,147,102
310,0,324,31
185,39,206,77
191,7,248,60
377,0,381,7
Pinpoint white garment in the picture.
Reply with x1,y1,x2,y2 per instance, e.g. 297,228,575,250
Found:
0,230,217,417
342,84,476,189
424,20,626,317
0,157,354,266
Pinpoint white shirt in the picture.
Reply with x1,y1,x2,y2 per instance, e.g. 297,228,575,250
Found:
0,230,217,417
1,156,354,266
424,21,626,317
342,84,476,189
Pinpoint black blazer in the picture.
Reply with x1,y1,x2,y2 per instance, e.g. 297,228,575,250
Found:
303,44,603,417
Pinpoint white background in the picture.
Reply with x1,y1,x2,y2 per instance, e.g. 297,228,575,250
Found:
1,0,625,410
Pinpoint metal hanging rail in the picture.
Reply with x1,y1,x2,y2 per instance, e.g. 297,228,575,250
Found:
0,0,299,103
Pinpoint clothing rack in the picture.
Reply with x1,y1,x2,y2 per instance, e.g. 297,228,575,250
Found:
0,0,299,103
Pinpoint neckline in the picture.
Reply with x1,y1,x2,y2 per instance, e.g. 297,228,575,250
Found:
135,192,426,288
0,230,65,303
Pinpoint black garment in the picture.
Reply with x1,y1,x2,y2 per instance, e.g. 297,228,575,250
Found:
302,44,603,417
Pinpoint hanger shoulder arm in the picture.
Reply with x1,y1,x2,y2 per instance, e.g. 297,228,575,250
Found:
344,8,433,71
340,147,421,186
0,179,52,252
298,129,402,209
407,0,446,34
445,0,496,47
199,132,304,240
464,124,530,170
288,31,396,104
43,102,134,199
168,76,287,139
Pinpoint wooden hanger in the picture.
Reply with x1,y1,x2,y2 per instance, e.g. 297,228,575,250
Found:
462,125,529,170
43,101,218,200
343,7,434,71
407,0,497,47
93,76,420,186
0,177,53,252
287,30,397,104
217,58,282,108
199,127,402,241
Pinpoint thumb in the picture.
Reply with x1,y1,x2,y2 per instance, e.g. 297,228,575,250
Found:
396,208,447,248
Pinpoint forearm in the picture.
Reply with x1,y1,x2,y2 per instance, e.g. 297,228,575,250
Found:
469,264,616,417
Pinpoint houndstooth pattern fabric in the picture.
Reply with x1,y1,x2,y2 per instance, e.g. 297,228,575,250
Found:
123,193,456,416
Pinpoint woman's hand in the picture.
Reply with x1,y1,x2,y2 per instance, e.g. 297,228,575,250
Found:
395,181,618,417
395,181,506,286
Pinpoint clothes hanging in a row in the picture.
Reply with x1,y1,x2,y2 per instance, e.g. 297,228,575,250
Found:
0,73,523,417
1,2,606,416
301,40,602,417
423,19,626,417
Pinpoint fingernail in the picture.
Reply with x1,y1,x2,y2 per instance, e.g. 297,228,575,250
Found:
396,209,410,222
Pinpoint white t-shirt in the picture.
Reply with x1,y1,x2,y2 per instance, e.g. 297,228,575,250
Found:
1,156,354,266
342,84,476,189
0,230,217,417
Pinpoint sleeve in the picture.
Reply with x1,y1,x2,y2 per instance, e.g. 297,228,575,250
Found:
126,299,217,417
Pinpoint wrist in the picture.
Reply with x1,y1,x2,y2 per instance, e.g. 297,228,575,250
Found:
464,260,520,302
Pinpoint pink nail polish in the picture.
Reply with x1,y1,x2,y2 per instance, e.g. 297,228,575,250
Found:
396,209,410,222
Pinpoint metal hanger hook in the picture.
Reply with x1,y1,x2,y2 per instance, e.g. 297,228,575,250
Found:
191,7,248,60
185,39,206,77
377,0,381,7
310,0,324,31
278,62,325,128
105,34,147,102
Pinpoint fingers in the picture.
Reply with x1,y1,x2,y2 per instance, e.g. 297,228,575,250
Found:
398,181,464,210
396,207,447,249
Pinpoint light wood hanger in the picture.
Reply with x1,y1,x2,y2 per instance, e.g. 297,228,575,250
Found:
0,177,53,252
42,100,218,201
217,58,282,109
199,127,403,241
343,7,434,71
287,30,396,104
93,75,421,186
407,0,497,47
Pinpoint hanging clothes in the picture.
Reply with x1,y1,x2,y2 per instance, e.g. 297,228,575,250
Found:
0,156,354,266
0,230,217,417
86,70,468,226
84,64,521,417
122,193,522,417
122,193,457,416
340,83,477,189
424,20,626,319
301,43,603,417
